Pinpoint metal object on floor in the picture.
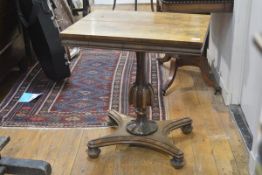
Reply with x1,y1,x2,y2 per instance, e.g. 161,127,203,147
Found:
0,136,51,175
113,0,154,11
87,52,193,169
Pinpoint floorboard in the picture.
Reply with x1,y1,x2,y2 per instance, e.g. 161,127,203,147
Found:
0,4,249,175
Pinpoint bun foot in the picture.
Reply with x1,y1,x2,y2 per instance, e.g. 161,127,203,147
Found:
181,124,193,135
87,147,101,158
170,156,184,169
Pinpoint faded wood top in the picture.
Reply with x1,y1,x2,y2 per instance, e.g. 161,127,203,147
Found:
60,11,210,52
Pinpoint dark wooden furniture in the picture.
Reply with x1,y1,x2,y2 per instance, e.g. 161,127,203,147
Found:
159,27,220,95
113,0,154,11
157,0,234,95
60,11,210,168
157,0,233,13
0,0,27,82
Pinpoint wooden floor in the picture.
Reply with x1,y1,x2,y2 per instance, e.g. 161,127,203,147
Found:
0,4,249,175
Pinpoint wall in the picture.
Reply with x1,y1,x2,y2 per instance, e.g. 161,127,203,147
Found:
208,0,252,105
241,0,262,173
208,13,234,104
208,0,262,174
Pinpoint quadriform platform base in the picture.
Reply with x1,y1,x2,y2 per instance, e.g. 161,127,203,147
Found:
87,52,193,169
87,110,192,169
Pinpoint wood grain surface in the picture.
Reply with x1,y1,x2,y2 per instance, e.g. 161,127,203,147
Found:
0,65,249,175
61,11,210,50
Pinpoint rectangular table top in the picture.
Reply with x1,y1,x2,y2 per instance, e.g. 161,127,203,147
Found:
60,11,210,54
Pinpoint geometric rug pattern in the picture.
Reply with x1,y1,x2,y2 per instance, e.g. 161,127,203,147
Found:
0,49,165,127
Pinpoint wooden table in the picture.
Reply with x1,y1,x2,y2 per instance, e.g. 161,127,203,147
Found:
60,11,209,169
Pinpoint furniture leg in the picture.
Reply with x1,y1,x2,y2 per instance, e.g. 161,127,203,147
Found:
113,0,154,11
156,0,162,11
127,52,156,136
87,52,193,169
151,0,154,11
158,54,172,64
162,57,178,96
161,55,220,94
113,0,116,10
199,56,217,86
82,0,89,16
135,0,137,11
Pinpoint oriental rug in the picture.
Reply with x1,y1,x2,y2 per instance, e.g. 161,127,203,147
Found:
0,49,165,127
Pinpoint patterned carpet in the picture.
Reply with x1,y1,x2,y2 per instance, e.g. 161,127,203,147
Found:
0,49,165,127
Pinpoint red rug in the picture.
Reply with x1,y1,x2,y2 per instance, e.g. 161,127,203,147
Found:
0,49,165,127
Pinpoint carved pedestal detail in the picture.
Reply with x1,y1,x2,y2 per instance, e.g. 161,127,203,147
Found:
87,51,193,169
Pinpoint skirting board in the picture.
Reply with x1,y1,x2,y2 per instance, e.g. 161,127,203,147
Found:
229,105,254,174
229,105,253,150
